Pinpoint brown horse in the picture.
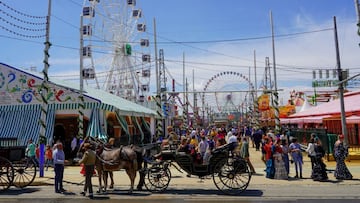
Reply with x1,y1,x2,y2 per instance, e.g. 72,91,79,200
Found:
79,136,144,194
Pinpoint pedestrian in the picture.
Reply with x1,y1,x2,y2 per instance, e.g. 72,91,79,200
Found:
289,137,303,179
198,135,209,163
273,138,288,180
333,134,353,180
240,137,256,174
306,134,316,171
79,142,96,199
312,138,328,181
167,126,179,145
45,144,53,171
35,144,40,160
263,137,275,179
260,134,267,165
253,129,263,151
190,131,199,147
280,139,290,177
203,135,215,165
53,142,66,193
26,139,39,167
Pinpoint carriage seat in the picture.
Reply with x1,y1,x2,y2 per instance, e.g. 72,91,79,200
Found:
159,149,176,160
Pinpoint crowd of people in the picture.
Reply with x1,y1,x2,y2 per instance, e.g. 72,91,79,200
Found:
155,125,354,182
23,125,353,199
156,126,256,174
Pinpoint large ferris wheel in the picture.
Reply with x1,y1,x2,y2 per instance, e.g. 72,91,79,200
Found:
80,0,151,103
202,71,255,114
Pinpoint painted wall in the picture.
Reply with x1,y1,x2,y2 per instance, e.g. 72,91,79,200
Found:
0,63,97,106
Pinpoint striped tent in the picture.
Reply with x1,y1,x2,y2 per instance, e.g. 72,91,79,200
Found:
0,62,158,146
0,105,49,146
86,108,107,141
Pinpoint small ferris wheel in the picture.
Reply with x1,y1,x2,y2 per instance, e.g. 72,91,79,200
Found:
80,0,151,103
202,71,255,113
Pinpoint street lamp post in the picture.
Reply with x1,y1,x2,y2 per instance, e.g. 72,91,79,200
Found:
334,16,348,145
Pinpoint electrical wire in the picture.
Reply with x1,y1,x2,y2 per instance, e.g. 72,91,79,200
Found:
1,0,356,84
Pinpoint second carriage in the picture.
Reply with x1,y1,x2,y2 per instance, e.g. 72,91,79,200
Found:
0,138,37,192
142,142,252,195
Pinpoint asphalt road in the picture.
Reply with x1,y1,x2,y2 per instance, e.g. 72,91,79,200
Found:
1,178,360,203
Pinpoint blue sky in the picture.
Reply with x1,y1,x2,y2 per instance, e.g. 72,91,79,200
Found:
0,0,359,107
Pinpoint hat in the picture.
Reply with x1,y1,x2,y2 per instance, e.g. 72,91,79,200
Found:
83,143,91,149
339,134,345,139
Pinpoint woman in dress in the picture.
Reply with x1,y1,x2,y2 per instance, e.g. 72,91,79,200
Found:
280,139,290,177
273,138,288,180
334,134,353,180
311,138,328,181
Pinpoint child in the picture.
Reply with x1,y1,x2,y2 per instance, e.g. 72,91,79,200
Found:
45,145,53,171
35,144,40,160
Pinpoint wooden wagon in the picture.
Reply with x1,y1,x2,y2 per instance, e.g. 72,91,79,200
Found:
0,138,37,191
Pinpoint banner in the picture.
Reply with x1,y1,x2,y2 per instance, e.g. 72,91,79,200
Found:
258,94,270,111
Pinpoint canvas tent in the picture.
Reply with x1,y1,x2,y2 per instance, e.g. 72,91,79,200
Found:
0,62,157,146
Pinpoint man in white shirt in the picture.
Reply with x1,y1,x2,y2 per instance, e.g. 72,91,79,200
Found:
228,133,238,144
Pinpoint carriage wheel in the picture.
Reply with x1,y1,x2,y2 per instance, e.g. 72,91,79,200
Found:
144,162,171,193
0,157,14,191
12,158,37,188
212,157,251,195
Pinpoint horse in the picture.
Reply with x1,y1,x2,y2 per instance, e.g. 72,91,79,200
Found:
78,136,146,194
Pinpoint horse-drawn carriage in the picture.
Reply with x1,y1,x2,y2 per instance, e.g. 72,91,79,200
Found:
82,136,251,195
142,142,252,195
0,138,37,191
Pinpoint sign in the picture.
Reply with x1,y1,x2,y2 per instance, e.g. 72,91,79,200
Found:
312,80,339,88
258,94,270,111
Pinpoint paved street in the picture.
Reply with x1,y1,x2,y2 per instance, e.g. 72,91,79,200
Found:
1,146,360,202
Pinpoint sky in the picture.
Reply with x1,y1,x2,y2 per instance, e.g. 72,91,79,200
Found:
0,0,359,110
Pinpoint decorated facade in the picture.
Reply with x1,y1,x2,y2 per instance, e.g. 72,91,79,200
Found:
0,63,157,158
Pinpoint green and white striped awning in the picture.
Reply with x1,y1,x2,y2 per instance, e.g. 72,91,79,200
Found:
0,104,40,111
0,104,56,146
48,102,99,110
0,104,41,145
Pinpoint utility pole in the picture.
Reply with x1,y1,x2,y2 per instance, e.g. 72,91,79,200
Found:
355,0,360,36
153,18,163,140
182,53,188,133
153,18,159,95
39,0,52,178
270,11,280,134
253,50,260,130
334,16,348,145
185,78,189,129
193,69,198,129
159,49,168,137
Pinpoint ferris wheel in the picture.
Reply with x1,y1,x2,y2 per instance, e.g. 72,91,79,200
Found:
80,0,151,103
202,71,255,113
